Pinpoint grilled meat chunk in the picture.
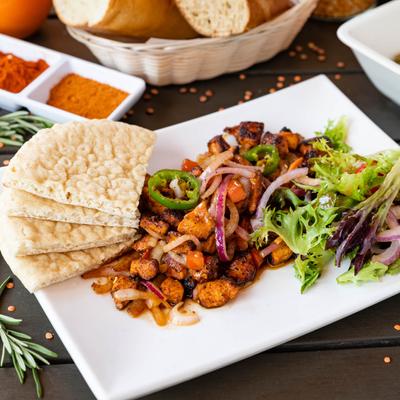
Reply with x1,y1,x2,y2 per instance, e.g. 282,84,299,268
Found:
232,121,264,151
270,239,293,266
160,209,184,228
111,276,137,310
130,258,159,280
202,234,216,254
178,201,215,239
208,135,230,154
161,277,184,304
163,253,188,280
248,171,263,214
166,231,195,254
233,154,253,166
182,277,197,298
236,235,249,251
196,279,239,308
126,299,147,318
225,252,256,285
140,214,169,237
261,132,289,158
278,130,303,151
140,175,168,215
190,255,220,283
132,235,158,252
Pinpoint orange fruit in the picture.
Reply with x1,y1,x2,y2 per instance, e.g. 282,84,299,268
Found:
0,0,52,39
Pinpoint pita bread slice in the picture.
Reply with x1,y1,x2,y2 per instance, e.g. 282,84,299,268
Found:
1,192,137,256
2,120,156,218
0,233,136,293
5,189,139,228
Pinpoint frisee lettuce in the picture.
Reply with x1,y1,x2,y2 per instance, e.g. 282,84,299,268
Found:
337,261,388,284
315,116,351,152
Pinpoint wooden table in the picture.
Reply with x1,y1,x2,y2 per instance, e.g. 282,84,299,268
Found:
2,9,400,400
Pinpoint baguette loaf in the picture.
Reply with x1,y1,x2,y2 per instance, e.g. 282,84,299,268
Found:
175,0,292,37
54,0,198,39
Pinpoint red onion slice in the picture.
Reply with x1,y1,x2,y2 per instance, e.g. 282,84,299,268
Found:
141,281,166,301
199,150,233,183
235,225,250,242
372,242,400,265
225,160,263,171
259,242,280,258
201,175,222,199
251,167,309,231
215,175,232,262
376,226,400,242
391,206,400,219
386,210,399,229
163,234,202,253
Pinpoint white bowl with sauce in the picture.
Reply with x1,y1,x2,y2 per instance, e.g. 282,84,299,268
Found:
338,0,400,106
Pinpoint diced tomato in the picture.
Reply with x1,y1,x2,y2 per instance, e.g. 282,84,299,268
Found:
288,157,304,171
251,249,264,268
186,251,205,270
181,158,200,172
227,179,247,203
355,163,367,174
370,186,379,194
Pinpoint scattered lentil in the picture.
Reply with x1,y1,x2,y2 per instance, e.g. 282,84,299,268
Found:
288,51,296,57
6,282,14,289
239,73,247,80
45,332,54,340
218,107,225,111
238,100,244,104
179,87,188,94
244,94,252,101
337,61,345,68
268,88,276,94
150,88,159,95
205,89,214,97
295,45,303,52
334,74,342,80
293,75,302,82
127,109,135,116
145,107,155,115
0,143,4,149
199,95,208,103
244,90,253,97
143,93,152,101
299,53,308,61
394,324,400,331
317,48,326,55
7,305,16,312
277,76,286,82
276,82,284,89
189,87,198,94
318,55,327,62
384,356,392,364
308,42,316,49
3,159,10,166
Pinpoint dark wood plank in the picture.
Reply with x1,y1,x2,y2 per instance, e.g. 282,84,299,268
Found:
2,346,400,400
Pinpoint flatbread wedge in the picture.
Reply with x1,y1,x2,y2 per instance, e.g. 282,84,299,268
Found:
2,120,156,219
5,189,139,228
0,213,137,292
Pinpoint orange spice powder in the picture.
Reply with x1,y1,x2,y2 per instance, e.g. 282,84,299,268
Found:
47,73,128,119
0,52,48,93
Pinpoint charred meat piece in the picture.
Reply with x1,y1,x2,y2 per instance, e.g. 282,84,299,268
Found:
132,234,158,252
233,154,253,166
190,255,220,283
178,201,215,240
130,258,159,280
161,277,184,304
166,231,195,254
140,214,169,237
270,239,293,266
111,276,137,310
196,279,239,308
181,158,203,177
163,253,188,280
208,135,230,154
126,299,147,318
202,234,216,254
140,175,168,215
278,130,303,151
160,209,184,228
236,235,249,252
235,121,264,150
225,252,256,284
261,132,289,158
248,171,263,214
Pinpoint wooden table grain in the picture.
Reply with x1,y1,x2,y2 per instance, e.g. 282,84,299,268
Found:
1,8,400,400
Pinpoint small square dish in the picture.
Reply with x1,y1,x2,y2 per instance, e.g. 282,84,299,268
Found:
337,0,400,105
0,34,146,121
1,75,399,400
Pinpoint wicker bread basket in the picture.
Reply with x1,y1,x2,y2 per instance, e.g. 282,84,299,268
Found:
68,0,317,86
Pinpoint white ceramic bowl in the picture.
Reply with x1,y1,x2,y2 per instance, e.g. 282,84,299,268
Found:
337,0,400,106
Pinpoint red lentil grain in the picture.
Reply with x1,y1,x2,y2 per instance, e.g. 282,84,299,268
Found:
318,55,326,62
143,93,152,101
205,89,214,97
244,94,252,101
218,107,225,111
45,332,54,340
337,61,345,68
150,88,159,95
268,88,276,94
239,73,246,80
299,53,308,61
3,160,10,166
384,356,391,364
189,87,198,94
334,74,342,80
276,82,284,89
179,87,188,94
6,282,14,289
277,76,286,82
288,51,296,57
145,107,155,115
7,305,15,312
394,324,400,331
293,75,302,82
199,95,208,103
0,143,4,149
295,45,303,52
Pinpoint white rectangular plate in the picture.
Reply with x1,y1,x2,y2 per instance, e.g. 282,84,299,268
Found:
2,75,399,400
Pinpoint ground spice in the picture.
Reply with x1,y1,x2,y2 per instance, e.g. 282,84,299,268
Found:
47,73,128,119
0,52,48,93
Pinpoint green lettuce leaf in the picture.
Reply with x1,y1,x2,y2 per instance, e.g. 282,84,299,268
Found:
294,245,333,293
387,259,400,275
315,116,351,152
337,261,388,284
252,203,337,255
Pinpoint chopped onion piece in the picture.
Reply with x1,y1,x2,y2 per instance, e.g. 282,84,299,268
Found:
113,288,151,302
372,242,400,265
259,242,280,258
169,178,185,199
166,251,187,265
225,199,239,238
215,175,232,261
199,150,233,184
376,226,400,242
201,175,222,199
294,176,321,187
145,229,164,240
222,132,238,148
170,302,200,326
235,225,250,242
251,167,309,231
225,160,263,171
151,240,165,262
163,234,202,253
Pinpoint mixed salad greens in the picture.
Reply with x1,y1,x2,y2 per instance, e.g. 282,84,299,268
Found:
252,117,400,293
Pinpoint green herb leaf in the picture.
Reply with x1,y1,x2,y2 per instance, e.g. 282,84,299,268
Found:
0,276,11,298
32,368,43,399
337,261,388,284
0,314,23,326
315,116,351,152
27,342,58,358
387,259,400,275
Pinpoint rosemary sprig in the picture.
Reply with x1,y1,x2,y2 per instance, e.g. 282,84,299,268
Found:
0,111,53,147
0,276,57,398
